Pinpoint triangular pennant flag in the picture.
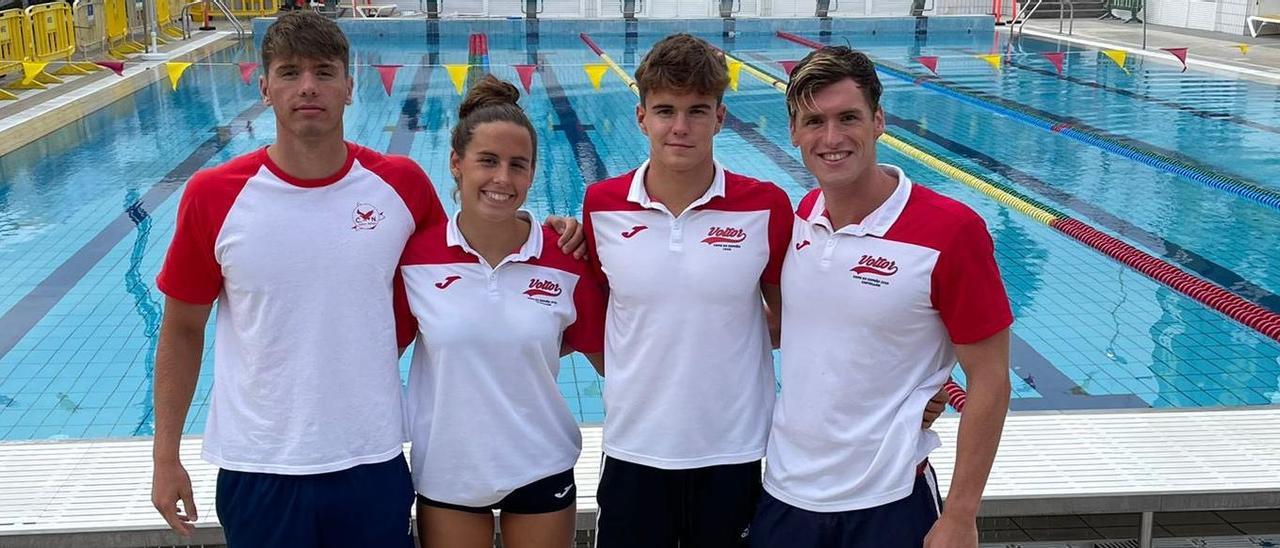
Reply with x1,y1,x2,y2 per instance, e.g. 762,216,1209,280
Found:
978,54,1002,71
165,62,192,91
584,64,608,90
1236,43,1249,55
1041,52,1066,74
371,64,401,95
1161,47,1188,72
237,62,259,85
94,60,125,76
445,64,469,95
1102,50,1128,72
22,62,49,85
914,56,938,75
779,60,798,76
727,60,743,91
514,64,537,93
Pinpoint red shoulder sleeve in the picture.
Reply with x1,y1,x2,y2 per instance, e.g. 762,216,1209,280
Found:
155,165,252,304
931,215,1013,345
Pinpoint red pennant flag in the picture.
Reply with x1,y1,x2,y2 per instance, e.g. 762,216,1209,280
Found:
514,64,537,93
94,60,125,76
237,62,260,85
914,56,938,75
779,60,798,76
1161,47,1188,72
1041,52,1065,74
372,64,402,96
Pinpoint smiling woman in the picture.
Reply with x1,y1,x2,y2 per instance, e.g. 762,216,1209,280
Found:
398,74,606,548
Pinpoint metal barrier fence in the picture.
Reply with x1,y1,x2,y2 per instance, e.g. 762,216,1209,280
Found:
26,2,95,74
105,0,142,56
72,0,108,59
193,0,277,20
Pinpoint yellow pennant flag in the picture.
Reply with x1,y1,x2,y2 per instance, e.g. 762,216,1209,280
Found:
727,60,744,91
22,62,49,85
165,62,192,91
1102,50,1128,72
978,54,1002,71
1236,43,1249,55
444,64,469,95
584,64,608,90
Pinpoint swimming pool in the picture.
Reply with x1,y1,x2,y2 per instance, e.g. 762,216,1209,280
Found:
1,16,1278,442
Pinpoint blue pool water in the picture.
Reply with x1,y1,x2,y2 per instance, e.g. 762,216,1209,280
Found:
1,17,1279,441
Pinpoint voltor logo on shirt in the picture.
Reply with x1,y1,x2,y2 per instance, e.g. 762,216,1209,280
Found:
352,203,385,230
523,278,563,306
702,226,747,250
850,255,898,288
621,225,648,239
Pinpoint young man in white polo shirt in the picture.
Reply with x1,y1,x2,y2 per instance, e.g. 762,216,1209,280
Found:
581,34,794,548
149,13,581,546
749,46,1013,548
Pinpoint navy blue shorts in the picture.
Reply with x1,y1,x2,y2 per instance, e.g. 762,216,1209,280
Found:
215,453,415,548
748,462,943,548
416,468,576,515
595,456,762,548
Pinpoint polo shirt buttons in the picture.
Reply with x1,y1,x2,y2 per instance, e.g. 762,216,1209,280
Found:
820,238,838,268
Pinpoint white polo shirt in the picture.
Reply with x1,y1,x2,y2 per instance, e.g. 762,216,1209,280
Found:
583,161,793,469
764,165,1013,512
400,214,606,507
156,143,444,474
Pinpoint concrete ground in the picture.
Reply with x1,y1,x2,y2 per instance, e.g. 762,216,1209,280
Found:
1021,18,1280,82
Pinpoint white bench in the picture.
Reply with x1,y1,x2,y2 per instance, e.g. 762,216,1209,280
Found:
3,408,1280,547
1247,14,1280,37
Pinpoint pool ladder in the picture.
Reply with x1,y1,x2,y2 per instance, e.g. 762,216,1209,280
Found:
181,0,248,40
1011,0,1073,39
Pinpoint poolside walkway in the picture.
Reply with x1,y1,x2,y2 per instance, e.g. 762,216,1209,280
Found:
1021,19,1280,83
3,408,1280,547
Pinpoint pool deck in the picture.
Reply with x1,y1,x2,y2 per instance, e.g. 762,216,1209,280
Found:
0,31,235,158
2,407,1280,547
1021,19,1280,83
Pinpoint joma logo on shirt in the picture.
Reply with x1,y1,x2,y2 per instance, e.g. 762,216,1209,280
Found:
523,279,563,298
851,255,898,277
701,226,747,247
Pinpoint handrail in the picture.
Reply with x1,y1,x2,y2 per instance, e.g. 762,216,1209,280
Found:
1013,0,1044,38
210,0,245,38
1060,0,1074,34
179,0,202,39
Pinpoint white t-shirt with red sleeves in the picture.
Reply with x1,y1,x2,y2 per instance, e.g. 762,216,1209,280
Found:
582,161,793,470
764,165,1013,512
156,142,443,475
400,213,606,507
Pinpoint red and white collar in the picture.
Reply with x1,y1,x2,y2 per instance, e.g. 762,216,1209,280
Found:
445,210,543,264
804,164,913,237
626,159,727,212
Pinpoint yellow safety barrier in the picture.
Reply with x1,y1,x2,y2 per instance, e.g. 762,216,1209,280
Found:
152,0,184,40
106,0,142,57
168,0,188,36
193,0,278,20
1,8,45,98
27,3,97,76
72,0,108,59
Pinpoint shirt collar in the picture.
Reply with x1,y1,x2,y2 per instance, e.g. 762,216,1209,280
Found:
445,209,543,263
626,159,727,211
804,165,913,237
